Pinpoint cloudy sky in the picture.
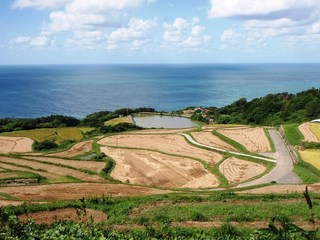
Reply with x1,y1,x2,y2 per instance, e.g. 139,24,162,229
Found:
1,0,320,64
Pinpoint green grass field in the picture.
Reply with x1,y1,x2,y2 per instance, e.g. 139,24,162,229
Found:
282,124,303,146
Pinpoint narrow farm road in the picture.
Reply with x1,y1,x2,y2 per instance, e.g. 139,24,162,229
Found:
238,130,301,187
180,133,276,163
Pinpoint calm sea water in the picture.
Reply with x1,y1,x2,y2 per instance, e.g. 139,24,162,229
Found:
0,64,320,118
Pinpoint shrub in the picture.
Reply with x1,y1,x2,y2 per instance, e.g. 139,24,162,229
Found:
33,140,58,151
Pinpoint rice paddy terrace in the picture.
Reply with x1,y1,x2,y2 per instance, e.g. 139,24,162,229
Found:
0,123,319,236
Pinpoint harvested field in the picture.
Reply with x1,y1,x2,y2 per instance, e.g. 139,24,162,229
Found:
298,123,319,142
0,172,21,179
19,208,107,224
47,140,93,158
191,131,236,151
0,156,104,182
0,200,26,207
23,156,105,173
0,136,33,153
219,157,266,184
99,134,223,166
217,127,271,152
309,123,320,141
0,162,59,179
238,183,320,194
101,146,219,188
1,127,84,144
127,128,195,135
299,150,320,169
0,183,171,201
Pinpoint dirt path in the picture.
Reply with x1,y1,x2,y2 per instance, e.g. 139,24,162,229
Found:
238,130,301,187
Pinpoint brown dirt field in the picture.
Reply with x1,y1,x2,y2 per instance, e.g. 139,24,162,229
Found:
219,157,266,184
101,146,219,188
0,156,104,182
0,136,33,153
126,128,195,135
191,131,236,151
0,200,26,207
217,127,271,152
298,123,319,142
0,172,21,179
0,162,60,179
23,156,105,173
238,183,320,194
19,208,107,224
98,134,223,167
47,140,93,158
0,183,171,201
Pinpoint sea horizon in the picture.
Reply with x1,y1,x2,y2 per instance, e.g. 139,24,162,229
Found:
1,63,320,118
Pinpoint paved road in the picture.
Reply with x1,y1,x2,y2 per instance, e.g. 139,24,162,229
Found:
238,130,301,187
180,133,276,163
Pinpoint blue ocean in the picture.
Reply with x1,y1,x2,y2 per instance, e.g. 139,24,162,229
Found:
1,64,320,118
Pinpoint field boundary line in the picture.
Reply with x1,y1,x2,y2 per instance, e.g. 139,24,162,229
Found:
179,133,277,163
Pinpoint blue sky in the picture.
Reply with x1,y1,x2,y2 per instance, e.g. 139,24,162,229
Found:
1,0,320,64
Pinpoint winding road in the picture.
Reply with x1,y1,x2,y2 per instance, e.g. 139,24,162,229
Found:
180,130,301,187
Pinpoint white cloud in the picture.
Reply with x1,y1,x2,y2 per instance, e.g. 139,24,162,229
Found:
209,0,320,49
12,0,73,10
163,17,210,48
108,18,156,49
14,34,54,47
65,0,143,14
208,0,320,19
221,28,241,42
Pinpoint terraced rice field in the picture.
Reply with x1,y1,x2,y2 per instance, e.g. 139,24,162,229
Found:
1,127,86,144
217,127,271,152
105,116,132,126
0,183,171,201
191,131,236,151
299,150,320,169
18,208,107,224
98,134,223,166
309,123,320,141
22,156,105,172
0,156,104,182
101,146,219,188
48,140,93,158
0,136,33,153
219,157,266,184
298,123,319,142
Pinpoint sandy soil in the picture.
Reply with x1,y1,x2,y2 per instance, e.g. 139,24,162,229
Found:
98,134,223,167
219,157,266,184
48,140,93,158
0,156,104,182
0,136,33,153
299,123,319,142
191,131,236,151
23,156,105,173
238,183,320,194
217,127,271,152
101,146,219,188
19,208,107,224
0,183,171,201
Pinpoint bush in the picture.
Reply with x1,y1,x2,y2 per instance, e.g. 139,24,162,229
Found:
33,140,58,151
